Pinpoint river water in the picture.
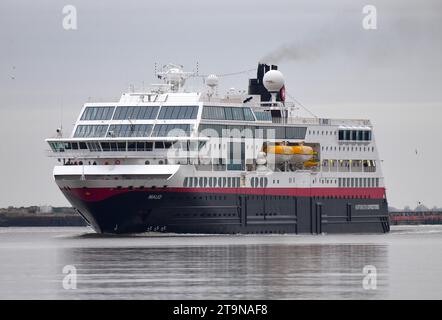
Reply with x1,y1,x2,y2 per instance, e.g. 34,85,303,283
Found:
0,225,441,299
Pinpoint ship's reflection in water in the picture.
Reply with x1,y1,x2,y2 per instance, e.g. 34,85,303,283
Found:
58,241,388,299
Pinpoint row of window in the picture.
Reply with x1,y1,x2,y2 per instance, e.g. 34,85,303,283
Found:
50,141,176,152
75,122,306,140
80,105,197,121
322,159,376,167
80,107,115,120
74,124,191,138
151,124,191,137
108,124,152,137
183,176,241,188
338,130,372,141
254,112,272,121
309,129,336,136
338,177,380,188
113,106,159,120
202,106,255,121
74,125,108,137
198,124,307,139
158,106,198,119
321,159,377,172
250,177,269,188
321,145,375,152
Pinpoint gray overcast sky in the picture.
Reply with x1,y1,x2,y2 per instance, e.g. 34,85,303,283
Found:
0,0,441,209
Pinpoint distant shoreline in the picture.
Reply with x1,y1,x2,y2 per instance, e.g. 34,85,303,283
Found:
0,206,86,227
0,214,87,227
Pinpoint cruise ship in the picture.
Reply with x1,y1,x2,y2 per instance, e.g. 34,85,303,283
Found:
46,63,390,234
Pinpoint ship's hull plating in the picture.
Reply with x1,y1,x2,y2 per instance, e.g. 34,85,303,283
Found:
62,187,390,234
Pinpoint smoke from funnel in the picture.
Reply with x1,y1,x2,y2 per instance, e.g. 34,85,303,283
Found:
260,42,319,64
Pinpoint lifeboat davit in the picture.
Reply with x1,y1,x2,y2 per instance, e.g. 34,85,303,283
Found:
264,144,314,164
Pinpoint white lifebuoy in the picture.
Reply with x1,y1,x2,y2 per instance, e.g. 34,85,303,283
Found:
115,160,121,165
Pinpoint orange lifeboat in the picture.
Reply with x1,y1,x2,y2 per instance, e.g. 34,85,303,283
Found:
263,144,314,164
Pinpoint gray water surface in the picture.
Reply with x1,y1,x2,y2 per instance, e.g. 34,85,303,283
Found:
0,225,441,299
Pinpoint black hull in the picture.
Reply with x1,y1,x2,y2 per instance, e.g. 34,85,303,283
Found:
62,188,390,234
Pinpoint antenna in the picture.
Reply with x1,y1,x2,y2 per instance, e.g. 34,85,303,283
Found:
58,97,63,137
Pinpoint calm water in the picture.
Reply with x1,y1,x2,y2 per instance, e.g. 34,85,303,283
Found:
0,225,441,299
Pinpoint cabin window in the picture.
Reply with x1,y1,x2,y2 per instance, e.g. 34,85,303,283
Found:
100,142,111,151
338,129,372,141
128,143,136,151
352,131,357,140
136,142,146,151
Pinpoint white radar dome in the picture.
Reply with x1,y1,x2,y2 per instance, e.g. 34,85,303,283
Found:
263,70,285,93
206,74,218,88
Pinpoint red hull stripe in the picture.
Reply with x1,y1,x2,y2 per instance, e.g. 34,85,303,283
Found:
64,187,386,202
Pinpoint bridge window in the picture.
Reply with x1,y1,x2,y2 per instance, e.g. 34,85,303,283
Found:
108,124,152,137
152,124,191,137
81,107,115,120
158,106,198,119
113,106,159,120
202,106,256,121
243,108,255,121
74,125,108,137
254,111,272,121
